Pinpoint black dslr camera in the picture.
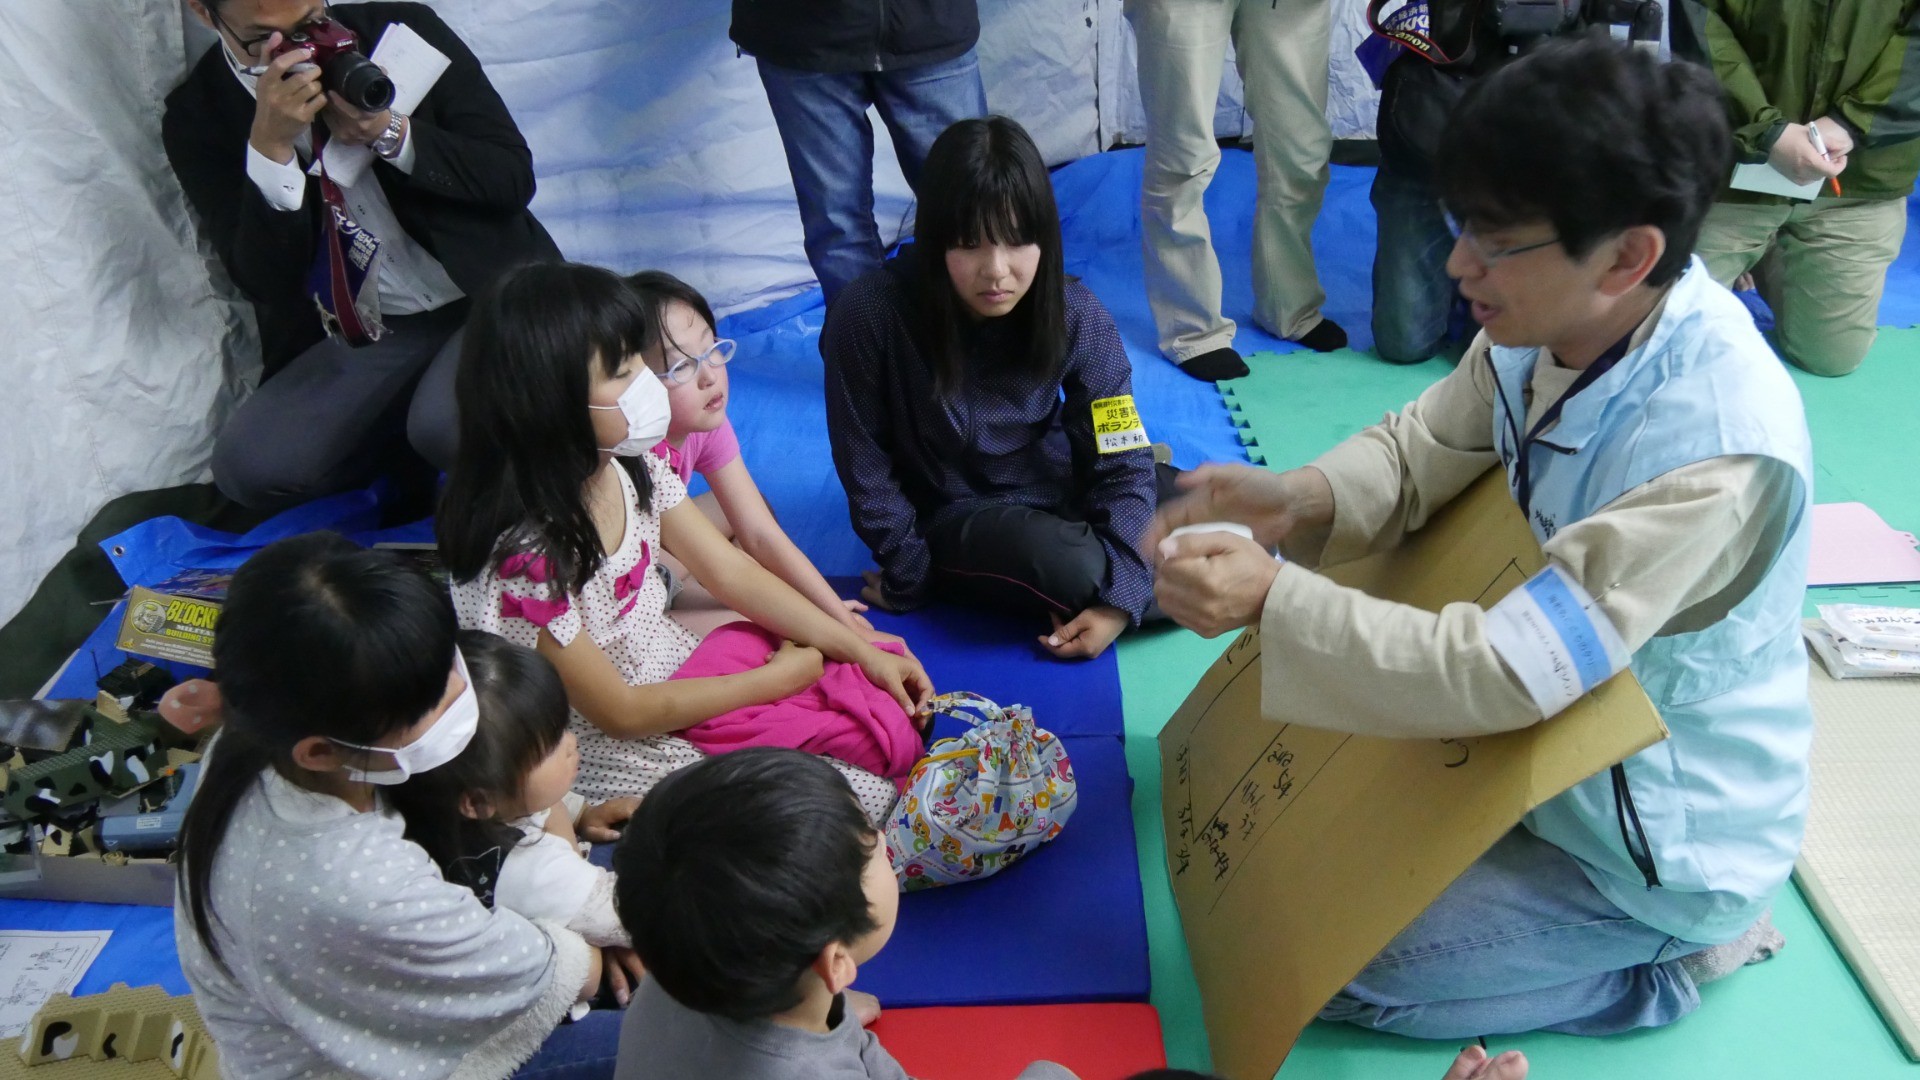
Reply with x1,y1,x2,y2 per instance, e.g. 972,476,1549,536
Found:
270,17,395,112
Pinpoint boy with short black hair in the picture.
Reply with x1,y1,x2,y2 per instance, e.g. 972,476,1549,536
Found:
610,748,1077,1079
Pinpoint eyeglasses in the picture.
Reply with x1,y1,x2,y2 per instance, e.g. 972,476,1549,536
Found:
213,4,331,59
656,338,736,385
1445,213,1561,265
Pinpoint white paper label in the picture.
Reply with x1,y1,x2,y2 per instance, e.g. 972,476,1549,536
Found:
1484,564,1629,718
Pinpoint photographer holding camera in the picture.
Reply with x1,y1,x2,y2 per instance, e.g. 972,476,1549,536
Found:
166,0,558,511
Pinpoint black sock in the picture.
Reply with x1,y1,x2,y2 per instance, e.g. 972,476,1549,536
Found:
1293,318,1348,353
1177,346,1249,381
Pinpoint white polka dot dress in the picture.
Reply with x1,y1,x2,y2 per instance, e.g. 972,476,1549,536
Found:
453,456,899,822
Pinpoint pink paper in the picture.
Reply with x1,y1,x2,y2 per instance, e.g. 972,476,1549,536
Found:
1809,503,1920,587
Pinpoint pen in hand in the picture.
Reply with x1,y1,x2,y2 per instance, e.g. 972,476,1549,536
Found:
1807,123,1844,197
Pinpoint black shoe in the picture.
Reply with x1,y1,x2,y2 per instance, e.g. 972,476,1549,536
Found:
1177,346,1250,382
1293,318,1349,353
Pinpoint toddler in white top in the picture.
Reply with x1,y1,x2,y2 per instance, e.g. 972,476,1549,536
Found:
390,630,638,950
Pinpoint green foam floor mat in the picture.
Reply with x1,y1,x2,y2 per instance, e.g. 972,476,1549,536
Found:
1120,333,1920,1076
1219,350,1452,470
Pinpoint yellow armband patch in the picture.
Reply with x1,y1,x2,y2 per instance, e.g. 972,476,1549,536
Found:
1091,395,1149,454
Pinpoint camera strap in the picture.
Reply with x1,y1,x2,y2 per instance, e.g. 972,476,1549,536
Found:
306,128,385,347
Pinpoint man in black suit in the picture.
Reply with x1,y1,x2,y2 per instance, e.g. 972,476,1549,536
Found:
166,0,559,510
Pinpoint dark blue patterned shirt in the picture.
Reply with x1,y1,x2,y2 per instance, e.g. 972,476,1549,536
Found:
822,261,1158,622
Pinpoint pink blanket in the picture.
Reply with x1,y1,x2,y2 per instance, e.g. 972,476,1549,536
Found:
671,622,924,779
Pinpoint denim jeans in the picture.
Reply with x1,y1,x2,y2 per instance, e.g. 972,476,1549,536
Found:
1369,158,1464,365
756,50,987,308
1319,828,1710,1038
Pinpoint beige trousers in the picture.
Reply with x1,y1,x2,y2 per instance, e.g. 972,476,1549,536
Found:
1695,196,1908,377
1126,0,1333,360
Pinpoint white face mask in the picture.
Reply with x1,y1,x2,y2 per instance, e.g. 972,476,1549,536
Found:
587,370,672,457
333,649,480,785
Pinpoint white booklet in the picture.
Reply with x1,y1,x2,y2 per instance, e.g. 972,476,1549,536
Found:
313,23,453,188
1730,162,1821,201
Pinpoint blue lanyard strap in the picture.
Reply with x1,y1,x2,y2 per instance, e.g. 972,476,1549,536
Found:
1497,331,1637,518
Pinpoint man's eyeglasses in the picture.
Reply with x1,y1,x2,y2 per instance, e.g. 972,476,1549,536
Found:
656,338,736,385
213,4,331,59
1445,213,1561,265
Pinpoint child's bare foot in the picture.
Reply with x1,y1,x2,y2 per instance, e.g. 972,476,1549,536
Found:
1442,1045,1527,1080
845,989,882,1027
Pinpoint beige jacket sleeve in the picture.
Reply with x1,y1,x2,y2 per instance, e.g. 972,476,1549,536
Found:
1260,337,1802,740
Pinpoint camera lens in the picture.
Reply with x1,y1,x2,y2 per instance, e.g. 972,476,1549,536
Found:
327,53,396,111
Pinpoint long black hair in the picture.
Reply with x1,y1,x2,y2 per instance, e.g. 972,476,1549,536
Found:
177,533,457,971
626,269,718,364
439,261,659,597
910,116,1068,396
387,629,572,882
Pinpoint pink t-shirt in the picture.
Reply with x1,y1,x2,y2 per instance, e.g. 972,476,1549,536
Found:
650,420,741,486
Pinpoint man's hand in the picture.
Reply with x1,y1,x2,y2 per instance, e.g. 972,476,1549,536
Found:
248,34,326,163
1039,605,1129,660
321,91,393,148
1153,531,1282,639
601,946,646,1007
1767,122,1847,186
1813,115,1856,159
1143,464,1329,555
859,569,901,613
578,796,640,843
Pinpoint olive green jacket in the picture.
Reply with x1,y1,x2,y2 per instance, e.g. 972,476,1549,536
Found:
1675,0,1920,200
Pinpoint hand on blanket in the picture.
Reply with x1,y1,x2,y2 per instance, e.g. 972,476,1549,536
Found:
1040,606,1128,660
857,647,935,719
763,640,826,697
578,796,640,843
601,946,646,1007
1442,1046,1528,1080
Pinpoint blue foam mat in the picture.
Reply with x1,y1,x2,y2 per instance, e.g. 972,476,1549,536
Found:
583,739,1146,1010
856,733,1149,1007
835,577,1124,739
0,898,186,996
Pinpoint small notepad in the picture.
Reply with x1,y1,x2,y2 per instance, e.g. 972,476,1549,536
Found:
1730,162,1822,201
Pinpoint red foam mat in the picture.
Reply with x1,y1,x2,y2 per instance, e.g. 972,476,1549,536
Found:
869,1002,1168,1080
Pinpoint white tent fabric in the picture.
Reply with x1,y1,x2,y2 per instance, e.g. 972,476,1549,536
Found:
0,0,1377,626
0,2,256,630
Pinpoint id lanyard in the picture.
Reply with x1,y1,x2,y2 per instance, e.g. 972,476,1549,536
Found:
1487,333,1663,888
1492,332,1635,521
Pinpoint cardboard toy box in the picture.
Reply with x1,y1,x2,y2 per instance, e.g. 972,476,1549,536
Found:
115,570,231,668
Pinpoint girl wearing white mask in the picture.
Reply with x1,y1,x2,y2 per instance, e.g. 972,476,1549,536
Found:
439,263,932,820
174,533,605,1079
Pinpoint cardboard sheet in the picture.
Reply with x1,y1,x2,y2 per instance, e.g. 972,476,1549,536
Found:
1158,469,1668,1080
1796,664,1920,1060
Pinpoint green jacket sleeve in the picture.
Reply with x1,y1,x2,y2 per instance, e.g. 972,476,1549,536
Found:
1674,0,1787,160
1832,2,1920,148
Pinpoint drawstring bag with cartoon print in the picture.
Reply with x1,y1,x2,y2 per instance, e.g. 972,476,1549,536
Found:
884,692,1078,891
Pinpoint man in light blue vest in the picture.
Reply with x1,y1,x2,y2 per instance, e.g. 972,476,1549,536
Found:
1147,34,1813,1037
